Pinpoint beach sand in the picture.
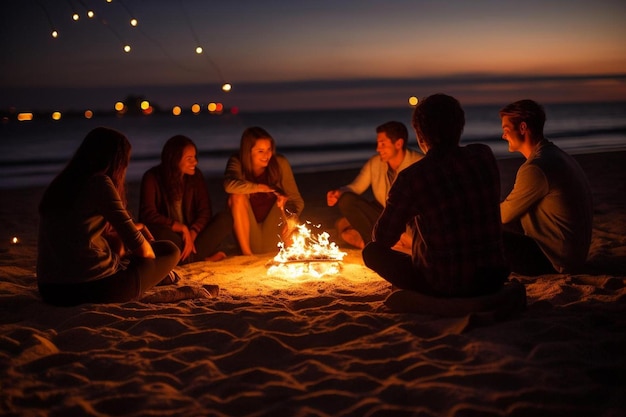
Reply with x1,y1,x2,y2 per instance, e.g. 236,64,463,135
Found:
1,151,625,416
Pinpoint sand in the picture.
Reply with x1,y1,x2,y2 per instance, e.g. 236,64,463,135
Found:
1,151,625,416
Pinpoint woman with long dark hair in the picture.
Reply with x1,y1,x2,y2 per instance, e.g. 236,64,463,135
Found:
37,127,180,306
139,135,232,263
224,126,304,254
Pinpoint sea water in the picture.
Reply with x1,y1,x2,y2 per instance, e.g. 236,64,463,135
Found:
1,101,625,189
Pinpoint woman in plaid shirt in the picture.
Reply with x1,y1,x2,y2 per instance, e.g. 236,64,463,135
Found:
363,94,510,297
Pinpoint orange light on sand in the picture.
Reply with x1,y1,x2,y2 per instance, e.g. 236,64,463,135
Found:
195,46,203,54
191,104,201,114
222,83,232,92
17,113,33,122
408,96,419,106
172,106,182,116
267,222,346,278
51,112,62,121
84,110,93,119
123,45,131,53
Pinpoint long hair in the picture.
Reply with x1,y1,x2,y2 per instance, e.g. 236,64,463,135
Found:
159,135,196,204
39,127,131,214
412,93,465,149
239,126,281,186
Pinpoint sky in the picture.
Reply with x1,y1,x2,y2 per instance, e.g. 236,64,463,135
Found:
2,0,626,112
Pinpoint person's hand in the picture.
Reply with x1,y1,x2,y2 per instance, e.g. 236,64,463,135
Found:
275,193,288,210
257,184,275,193
134,222,155,241
179,225,196,261
326,189,341,207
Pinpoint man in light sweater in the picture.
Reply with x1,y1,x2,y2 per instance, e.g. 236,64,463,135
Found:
499,99,593,275
326,121,423,250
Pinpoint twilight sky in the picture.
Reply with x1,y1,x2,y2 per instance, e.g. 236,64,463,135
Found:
2,0,626,111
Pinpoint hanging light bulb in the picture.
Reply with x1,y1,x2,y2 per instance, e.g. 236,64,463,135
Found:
195,46,203,54
123,45,131,53
51,30,58,38
87,10,95,18
130,18,138,27
222,83,232,92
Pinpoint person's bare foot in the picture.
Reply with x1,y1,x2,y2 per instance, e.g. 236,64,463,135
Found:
341,228,365,249
205,251,227,262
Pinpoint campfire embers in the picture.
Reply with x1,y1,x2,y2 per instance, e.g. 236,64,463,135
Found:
267,222,347,278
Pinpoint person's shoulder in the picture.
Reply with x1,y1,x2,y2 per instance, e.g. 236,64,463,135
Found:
406,148,424,160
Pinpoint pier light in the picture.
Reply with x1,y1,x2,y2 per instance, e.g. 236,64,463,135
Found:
207,102,217,112
172,106,182,116
191,104,201,114
115,102,126,113
51,111,62,121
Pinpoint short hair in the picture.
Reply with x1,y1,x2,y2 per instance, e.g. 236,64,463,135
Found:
498,99,546,135
412,94,465,148
376,121,409,150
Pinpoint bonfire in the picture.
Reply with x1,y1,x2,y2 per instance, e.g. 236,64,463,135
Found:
267,221,347,278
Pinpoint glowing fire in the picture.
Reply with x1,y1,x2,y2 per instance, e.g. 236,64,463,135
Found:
267,222,346,278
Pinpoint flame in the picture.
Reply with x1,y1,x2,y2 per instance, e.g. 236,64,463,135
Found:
267,222,346,278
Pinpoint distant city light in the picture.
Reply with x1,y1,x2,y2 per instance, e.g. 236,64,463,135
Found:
17,113,34,122
84,110,93,119
195,46,203,54
172,106,182,116
191,104,201,114
114,102,125,112
140,100,150,110
123,45,131,53
207,102,217,112
51,111,62,121
222,83,232,92
408,96,419,106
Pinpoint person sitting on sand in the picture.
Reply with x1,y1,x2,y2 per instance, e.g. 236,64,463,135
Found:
37,127,181,306
139,135,233,264
326,121,423,250
499,99,593,275
363,94,510,297
224,126,304,255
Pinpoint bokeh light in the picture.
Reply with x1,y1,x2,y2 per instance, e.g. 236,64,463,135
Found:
140,100,150,110
17,113,34,121
130,18,138,27
84,110,93,119
51,111,62,121
191,104,201,114
195,46,203,54
222,83,232,92
51,30,58,38
72,13,79,21
207,102,217,112
123,45,131,53
408,96,419,106
87,10,95,19
114,101,125,112
172,106,182,116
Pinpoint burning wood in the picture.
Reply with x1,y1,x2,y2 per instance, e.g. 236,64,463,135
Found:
267,222,347,278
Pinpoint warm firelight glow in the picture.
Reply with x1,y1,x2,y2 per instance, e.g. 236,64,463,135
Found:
408,96,419,106
51,111,62,121
267,222,346,278
172,106,182,116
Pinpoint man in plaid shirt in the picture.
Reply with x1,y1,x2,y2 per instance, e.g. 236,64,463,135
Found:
362,94,510,297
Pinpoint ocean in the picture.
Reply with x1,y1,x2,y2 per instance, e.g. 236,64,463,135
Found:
1,101,625,189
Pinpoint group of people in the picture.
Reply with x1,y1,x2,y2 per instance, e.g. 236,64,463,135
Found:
36,94,593,306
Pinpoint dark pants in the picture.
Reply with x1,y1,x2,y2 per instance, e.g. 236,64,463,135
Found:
502,231,556,276
337,192,383,244
38,240,180,306
149,210,233,264
363,241,508,297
